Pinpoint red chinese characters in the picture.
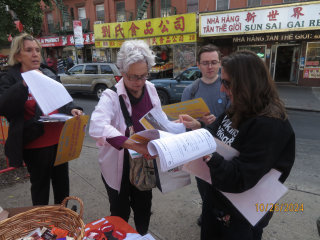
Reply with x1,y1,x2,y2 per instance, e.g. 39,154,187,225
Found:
159,20,169,33
159,37,165,44
291,7,304,19
102,25,110,38
166,36,171,44
245,12,257,23
174,16,185,32
144,21,154,35
172,35,177,43
267,10,279,21
115,24,124,38
129,22,140,37
152,37,158,45
179,35,184,42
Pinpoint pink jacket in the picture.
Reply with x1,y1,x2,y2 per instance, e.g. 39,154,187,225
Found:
89,78,166,192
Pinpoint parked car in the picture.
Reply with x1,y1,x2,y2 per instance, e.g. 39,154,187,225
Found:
150,66,202,105
60,63,122,100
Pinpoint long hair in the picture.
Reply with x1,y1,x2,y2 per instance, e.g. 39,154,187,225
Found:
222,50,287,128
8,33,42,66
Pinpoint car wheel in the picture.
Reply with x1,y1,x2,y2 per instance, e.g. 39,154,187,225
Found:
94,84,107,100
157,90,169,106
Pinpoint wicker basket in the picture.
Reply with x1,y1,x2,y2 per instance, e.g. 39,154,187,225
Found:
0,196,85,240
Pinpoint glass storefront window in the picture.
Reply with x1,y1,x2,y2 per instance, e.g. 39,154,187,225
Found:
305,42,320,68
238,45,266,61
173,43,196,77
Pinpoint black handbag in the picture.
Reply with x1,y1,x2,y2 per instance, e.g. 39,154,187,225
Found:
22,103,44,145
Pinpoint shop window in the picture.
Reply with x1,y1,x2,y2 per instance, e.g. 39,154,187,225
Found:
101,65,113,74
247,0,261,7
238,45,266,62
96,4,105,22
69,65,84,74
216,0,229,10
161,0,171,17
85,65,98,74
187,0,198,13
116,1,125,22
47,12,54,33
305,42,320,68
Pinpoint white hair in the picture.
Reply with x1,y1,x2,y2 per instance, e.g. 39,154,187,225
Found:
116,40,155,73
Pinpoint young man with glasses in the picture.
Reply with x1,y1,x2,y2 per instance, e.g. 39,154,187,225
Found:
181,44,230,226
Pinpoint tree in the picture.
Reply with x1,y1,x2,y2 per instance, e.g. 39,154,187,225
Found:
0,0,52,47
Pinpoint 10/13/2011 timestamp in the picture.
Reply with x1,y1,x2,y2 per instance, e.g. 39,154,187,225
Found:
255,203,304,212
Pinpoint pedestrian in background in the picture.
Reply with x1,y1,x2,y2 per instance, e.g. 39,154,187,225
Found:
89,40,166,235
57,56,65,74
66,55,74,70
0,33,83,206
178,50,295,240
46,55,53,67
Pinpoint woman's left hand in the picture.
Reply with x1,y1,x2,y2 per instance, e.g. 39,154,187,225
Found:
71,109,83,119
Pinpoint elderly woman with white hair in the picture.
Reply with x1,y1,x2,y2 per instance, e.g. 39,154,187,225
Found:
89,40,166,235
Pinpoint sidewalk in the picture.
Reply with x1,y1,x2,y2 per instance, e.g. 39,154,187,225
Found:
1,144,319,240
277,85,320,112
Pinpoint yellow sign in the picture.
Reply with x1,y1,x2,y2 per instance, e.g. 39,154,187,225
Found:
0,117,9,142
54,115,90,166
94,13,196,40
161,98,210,120
95,33,197,48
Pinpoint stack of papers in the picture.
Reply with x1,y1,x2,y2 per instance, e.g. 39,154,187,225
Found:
39,113,74,122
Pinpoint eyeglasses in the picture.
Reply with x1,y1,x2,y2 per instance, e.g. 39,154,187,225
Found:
220,78,231,90
200,61,220,67
126,73,150,82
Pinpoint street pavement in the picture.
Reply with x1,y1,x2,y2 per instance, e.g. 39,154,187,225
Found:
1,85,320,240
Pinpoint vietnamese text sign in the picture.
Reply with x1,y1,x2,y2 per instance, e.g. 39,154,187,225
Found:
0,117,9,142
54,115,90,166
161,98,210,120
94,13,196,40
95,33,197,48
200,2,320,36
36,33,94,47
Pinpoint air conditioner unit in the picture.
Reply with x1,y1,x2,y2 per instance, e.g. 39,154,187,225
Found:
94,21,104,25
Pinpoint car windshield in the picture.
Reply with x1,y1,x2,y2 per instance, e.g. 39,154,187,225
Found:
179,69,200,81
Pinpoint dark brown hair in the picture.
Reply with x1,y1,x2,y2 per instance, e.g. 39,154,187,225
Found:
197,44,221,63
221,50,287,128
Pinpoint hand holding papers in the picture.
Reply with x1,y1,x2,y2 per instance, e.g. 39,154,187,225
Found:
40,113,74,122
21,70,73,115
131,129,217,172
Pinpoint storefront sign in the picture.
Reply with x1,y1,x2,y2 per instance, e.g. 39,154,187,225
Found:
95,33,197,48
303,68,320,78
200,2,320,36
233,31,320,42
94,13,196,40
300,57,305,67
37,33,95,47
73,20,84,47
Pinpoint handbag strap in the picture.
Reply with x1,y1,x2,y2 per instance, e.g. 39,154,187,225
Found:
111,86,133,128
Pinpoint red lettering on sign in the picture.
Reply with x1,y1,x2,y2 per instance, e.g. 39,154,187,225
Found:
115,24,124,38
129,22,140,37
144,21,154,35
291,7,304,19
245,12,257,23
267,10,279,21
174,16,185,32
102,25,110,38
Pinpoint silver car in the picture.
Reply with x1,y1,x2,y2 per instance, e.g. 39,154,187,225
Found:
60,63,122,100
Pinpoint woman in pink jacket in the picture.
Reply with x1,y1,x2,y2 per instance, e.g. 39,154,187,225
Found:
89,40,166,235
46,55,53,67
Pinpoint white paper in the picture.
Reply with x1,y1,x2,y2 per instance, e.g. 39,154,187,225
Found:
140,107,185,134
221,169,288,226
22,70,73,115
40,113,74,121
148,129,217,171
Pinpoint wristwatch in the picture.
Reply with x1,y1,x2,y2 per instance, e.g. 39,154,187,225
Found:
203,153,213,162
